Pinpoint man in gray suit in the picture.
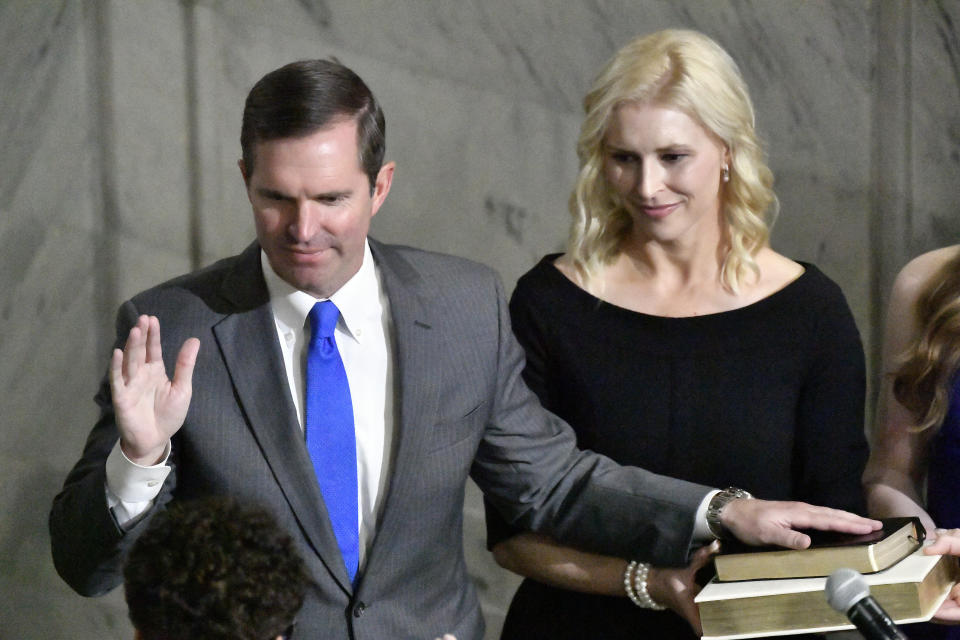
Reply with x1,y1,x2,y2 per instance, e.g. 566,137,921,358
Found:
50,60,877,639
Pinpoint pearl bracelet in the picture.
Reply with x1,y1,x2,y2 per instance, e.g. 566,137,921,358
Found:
623,560,638,602
623,560,666,610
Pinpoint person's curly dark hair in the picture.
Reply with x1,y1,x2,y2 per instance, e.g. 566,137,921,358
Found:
123,497,309,640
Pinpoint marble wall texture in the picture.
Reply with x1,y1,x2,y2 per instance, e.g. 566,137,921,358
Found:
2,1,959,638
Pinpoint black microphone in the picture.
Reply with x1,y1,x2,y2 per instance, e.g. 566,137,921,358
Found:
825,568,908,640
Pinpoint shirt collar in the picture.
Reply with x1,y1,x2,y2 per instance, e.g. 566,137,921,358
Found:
261,241,381,344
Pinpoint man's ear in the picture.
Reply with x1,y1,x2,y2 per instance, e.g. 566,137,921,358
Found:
238,159,250,186
370,161,395,217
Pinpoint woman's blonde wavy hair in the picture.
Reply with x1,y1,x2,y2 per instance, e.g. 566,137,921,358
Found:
567,29,778,292
893,249,960,432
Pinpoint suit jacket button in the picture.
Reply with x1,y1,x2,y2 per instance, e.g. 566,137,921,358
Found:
353,602,366,618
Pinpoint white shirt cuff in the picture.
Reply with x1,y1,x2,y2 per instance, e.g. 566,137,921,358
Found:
105,439,171,502
694,489,721,541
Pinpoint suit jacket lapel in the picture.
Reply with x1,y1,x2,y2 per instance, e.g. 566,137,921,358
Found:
361,240,442,579
212,243,353,593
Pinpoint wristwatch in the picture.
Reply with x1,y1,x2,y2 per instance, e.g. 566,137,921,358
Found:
706,487,753,540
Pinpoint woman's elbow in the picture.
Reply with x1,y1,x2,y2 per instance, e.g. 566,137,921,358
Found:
491,540,518,572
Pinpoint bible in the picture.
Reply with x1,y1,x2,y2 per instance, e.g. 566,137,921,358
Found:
696,544,959,639
713,517,924,582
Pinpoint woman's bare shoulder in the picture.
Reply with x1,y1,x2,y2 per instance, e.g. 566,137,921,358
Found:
552,253,574,275
896,245,959,291
891,245,960,303
754,248,805,290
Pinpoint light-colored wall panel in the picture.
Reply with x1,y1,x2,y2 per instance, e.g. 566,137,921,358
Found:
190,2,256,264
107,0,192,261
362,64,579,287
912,1,960,251
0,1,127,638
7,1,960,639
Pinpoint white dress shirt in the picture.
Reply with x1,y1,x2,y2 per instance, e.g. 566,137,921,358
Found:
262,241,395,568
106,241,396,570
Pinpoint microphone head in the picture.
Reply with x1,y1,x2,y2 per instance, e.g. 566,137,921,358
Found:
825,568,871,613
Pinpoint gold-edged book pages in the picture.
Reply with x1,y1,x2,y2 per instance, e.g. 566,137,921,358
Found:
714,517,923,582
696,544,959,639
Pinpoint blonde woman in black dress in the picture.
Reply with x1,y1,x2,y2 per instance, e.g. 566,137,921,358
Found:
485,29,868,639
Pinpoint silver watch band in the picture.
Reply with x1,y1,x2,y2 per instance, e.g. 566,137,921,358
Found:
706,487,753,540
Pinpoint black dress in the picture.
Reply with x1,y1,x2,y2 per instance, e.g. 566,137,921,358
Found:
485,255,869,639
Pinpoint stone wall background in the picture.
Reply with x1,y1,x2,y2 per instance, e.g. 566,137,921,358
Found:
2,1,958,638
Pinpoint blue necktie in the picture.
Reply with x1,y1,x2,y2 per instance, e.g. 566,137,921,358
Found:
305,300,359,584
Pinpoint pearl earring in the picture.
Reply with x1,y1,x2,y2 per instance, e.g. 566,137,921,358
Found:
721,165,730,183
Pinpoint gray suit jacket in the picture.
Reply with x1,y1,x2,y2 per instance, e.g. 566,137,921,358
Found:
50,239,710,639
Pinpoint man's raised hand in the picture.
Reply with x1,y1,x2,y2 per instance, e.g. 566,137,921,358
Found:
109,315,199,465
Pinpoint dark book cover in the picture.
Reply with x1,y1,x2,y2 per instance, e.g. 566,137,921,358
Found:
716,516,925,557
